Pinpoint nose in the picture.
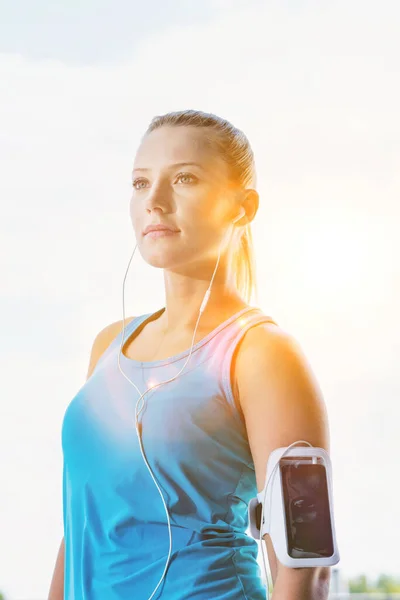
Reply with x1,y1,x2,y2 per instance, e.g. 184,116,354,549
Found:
143,177,173,214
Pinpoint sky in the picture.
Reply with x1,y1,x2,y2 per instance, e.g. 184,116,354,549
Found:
1,0,399,597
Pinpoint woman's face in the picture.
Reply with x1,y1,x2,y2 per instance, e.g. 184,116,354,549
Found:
130,125,240,273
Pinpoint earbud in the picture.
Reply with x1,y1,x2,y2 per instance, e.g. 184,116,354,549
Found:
232,208,246,224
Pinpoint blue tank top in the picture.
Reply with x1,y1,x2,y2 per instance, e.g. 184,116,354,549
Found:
62,305,277,599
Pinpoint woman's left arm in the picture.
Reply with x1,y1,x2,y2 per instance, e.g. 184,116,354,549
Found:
235,322,332,600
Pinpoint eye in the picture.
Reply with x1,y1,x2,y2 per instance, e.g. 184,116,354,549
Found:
132,172,198,190
132,178,148,190
175,172,198,185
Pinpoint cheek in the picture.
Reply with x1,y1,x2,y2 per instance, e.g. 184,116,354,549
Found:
180,196,223,230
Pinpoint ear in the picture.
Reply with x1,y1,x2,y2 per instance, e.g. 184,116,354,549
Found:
238,189,259,225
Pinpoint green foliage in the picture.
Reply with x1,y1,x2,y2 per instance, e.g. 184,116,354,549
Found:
349,574,369,592
349,573,400,592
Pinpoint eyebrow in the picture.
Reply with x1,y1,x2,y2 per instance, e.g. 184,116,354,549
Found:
132,161,205,174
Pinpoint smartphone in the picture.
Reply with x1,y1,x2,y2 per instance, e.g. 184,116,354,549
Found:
279,458,334,558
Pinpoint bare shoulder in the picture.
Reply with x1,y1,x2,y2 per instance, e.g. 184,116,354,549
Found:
235,321,322,403
86,316,135,379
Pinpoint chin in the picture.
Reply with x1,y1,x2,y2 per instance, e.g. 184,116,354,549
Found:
138,246,182,269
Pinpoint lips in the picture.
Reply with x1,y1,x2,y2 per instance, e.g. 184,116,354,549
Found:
143,224,180,235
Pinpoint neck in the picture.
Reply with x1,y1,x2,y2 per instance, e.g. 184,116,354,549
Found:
159,268,247,334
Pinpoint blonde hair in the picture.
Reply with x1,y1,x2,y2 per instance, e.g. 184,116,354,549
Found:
144,109,258,305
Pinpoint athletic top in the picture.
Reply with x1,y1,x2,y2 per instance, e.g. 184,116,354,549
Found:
61,305,278,599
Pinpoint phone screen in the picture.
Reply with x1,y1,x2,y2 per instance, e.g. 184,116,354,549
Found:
279,461,334,558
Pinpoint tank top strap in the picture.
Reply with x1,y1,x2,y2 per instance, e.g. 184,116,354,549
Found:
93,312,155,373
220,308,278,424
113,312,157,352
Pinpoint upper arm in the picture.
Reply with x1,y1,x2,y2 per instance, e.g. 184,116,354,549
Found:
235,323,331,588
86,317,135,380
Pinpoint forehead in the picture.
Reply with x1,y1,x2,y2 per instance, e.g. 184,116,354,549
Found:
133,125,228,174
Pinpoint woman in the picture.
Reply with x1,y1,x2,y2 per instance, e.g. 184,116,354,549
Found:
48,110,331,599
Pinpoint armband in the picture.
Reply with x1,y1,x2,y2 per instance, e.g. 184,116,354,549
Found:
248,446,340,568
